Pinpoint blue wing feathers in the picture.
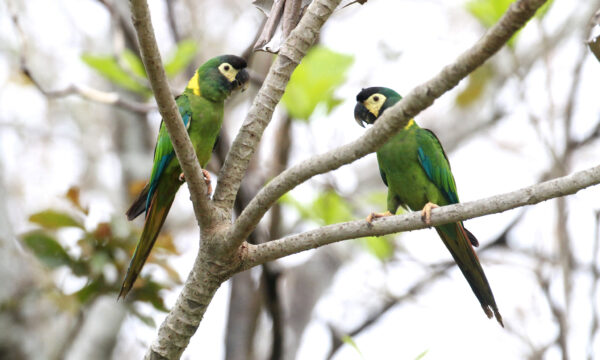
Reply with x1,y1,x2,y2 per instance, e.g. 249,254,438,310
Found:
416,129,459,204
144,97,192,213
145,153,174,212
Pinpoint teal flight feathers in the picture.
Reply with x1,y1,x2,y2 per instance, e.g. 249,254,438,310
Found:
120,55,249,299
354,87,503,326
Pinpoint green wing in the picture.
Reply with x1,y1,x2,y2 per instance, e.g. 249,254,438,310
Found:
145,94,192,211
415,128,459,205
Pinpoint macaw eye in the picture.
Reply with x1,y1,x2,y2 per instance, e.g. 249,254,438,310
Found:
218,62,239,82
373,96,379,102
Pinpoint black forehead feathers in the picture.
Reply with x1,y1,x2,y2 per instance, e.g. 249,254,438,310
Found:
356,87,386,102
220,55,247,69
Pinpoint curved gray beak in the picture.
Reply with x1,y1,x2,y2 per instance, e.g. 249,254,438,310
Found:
234,68,250,92
354,102,370,128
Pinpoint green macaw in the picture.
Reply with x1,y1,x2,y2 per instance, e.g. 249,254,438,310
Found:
354,87,503,326
120,55,249,299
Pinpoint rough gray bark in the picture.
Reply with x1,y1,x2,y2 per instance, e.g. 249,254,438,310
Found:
213,0,340,215
123,1,600,359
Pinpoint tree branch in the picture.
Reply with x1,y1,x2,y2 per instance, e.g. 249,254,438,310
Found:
241,164,600,269
212,0,341,214
129,0,216,231
9,10,153,114
229,0,550,245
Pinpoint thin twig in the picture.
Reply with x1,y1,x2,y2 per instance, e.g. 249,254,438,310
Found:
9,10,153,114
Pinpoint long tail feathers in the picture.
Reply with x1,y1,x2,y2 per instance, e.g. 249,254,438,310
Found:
126,183,150,221
118,192,174,299
435,223,503,327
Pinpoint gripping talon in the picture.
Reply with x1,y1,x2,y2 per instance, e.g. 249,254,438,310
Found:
420,202,439,226
202,169,212,197
366,210,393,223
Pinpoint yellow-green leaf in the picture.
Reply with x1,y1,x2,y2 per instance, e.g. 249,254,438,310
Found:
362,236,395,260
81,53,150,95
312,191,353,225
29,209,83,229
455,65,493,107
164,40,198,77
341,335,364,358
415,350,429,360
122,49,147,78
282,46,354,121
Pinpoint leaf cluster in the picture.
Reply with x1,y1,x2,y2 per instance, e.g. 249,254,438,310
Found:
81,40,198,98
21,187,182,326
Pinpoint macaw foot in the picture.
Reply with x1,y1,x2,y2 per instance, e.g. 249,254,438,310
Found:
366,211,393,223
178,170,212,197
202,169,212,197
420,202,440,226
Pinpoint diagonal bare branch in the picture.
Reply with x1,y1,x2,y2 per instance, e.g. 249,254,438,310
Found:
213,0,342,215
229,0,550,245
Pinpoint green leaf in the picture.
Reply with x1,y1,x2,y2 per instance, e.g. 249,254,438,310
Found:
455,65,493,107
312,191,353,225
81,54,149,95
414,349,429,360
131,309,156,327
534,0,554,20
466,0,516,46
29,210,83,229
75,279,103,304
121,49,147,78
90,252,111,276
341,335,364,358
164,40,198,77
363,236,394,260
133,280,168,312
282,46,354,120
22,231,72,268
466,0,553,47
282,191,353,225
466,0,512,28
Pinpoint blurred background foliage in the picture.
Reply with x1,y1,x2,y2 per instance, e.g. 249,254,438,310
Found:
1,0,599,359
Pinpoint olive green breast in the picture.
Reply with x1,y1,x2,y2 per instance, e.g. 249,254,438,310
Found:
377,126,448,211
187,95,224,167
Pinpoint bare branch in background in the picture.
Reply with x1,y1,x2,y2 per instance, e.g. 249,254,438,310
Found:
588,9,600,61
536,270,569,359
253,0,310,52
9,10,154,114
587,211,600,360
254,0,285,51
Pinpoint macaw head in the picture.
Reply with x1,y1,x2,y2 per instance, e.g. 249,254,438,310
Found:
188,54,250,101
354,87,402,127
